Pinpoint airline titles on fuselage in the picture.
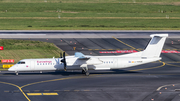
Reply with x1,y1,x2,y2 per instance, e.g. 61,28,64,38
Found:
37,61,55,65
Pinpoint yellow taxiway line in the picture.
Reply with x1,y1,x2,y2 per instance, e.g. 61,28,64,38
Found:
27,93,58,96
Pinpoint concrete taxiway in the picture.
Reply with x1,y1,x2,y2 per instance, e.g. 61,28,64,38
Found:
0,31,180,101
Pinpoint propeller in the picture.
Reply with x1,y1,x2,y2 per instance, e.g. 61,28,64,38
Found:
61,51,67,71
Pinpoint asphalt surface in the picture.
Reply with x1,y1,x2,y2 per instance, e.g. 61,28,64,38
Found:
1,63,180,101
1,31,180,101
0,30,180,38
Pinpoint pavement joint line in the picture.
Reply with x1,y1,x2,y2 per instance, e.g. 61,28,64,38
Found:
54,90,60,92
24,90,30,93
4,90,9,93
13,90,20,93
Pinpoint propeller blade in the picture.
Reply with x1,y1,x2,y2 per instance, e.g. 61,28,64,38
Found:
61,51,66,71
63,51,65,58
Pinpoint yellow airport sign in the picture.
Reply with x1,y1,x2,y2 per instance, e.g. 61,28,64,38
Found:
3,64,14,69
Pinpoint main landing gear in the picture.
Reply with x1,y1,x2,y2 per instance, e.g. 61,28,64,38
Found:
82,66,89,76
15,71,18,76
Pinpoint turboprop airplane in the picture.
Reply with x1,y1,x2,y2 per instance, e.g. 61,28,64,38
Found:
8,34,168,76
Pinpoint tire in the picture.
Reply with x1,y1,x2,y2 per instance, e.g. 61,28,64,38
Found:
85,72,89,76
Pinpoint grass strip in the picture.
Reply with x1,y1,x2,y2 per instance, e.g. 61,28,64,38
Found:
0,2,179,30
0,17,180,19
0,0,179,3
0,39,63,63
0,19,180,30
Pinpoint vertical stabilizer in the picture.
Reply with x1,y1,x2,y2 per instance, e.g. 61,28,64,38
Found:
142,34,168,58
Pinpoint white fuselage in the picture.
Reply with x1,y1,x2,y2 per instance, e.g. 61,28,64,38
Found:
8,55,161,72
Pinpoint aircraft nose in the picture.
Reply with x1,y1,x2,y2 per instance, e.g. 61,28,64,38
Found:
8,66,16,71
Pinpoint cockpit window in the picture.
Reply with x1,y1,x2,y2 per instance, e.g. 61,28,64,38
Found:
17,61,25,64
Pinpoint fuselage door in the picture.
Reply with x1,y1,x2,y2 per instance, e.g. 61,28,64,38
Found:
113,59,118,68
30,61,35,70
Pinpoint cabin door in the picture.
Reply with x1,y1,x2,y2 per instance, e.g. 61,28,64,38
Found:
30,61,35,70
113,59,118,68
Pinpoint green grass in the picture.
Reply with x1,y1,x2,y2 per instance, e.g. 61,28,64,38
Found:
0,3,180,14
0,39,58,50
0,19,180,30
0,39,63,63
0,0,179,3
0,2,180,30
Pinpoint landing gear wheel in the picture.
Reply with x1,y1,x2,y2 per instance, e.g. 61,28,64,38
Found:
82,70,85,74
85,72,89,76
16,72,18,76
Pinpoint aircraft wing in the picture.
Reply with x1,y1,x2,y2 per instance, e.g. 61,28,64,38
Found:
75,52,103,65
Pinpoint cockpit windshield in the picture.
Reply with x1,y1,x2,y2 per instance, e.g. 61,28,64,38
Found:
17,61,25,64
